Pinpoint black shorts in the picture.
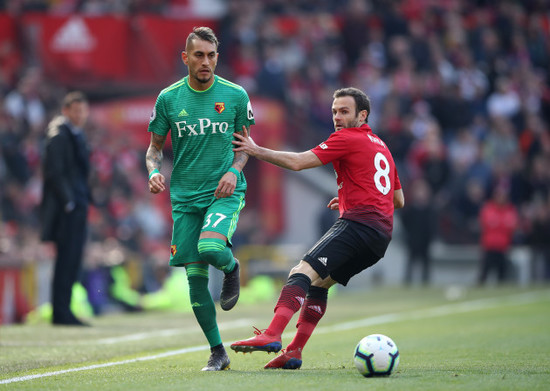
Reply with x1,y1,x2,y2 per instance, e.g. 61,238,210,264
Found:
303,218,385,286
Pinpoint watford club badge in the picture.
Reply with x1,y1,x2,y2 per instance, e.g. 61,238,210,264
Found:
215,102,225,114
171,244,177,256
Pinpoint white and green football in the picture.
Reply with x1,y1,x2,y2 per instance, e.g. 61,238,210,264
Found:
353,334,400,377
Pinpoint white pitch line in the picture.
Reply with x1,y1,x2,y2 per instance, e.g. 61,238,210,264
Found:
2,290,549,385
0,345,210,385
96,319,253,345
0,319,254,347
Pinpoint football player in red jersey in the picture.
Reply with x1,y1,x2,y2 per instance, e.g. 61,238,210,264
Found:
230,87,404,369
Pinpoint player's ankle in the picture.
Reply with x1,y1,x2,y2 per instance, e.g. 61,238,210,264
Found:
286,344,301,352
265,329,280,338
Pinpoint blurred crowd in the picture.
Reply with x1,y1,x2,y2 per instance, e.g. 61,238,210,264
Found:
218,0,550,281
1,0,550,313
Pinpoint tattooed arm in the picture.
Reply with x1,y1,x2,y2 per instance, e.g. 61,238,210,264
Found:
146,132,167,194
214,125,251,199
231,125,251,172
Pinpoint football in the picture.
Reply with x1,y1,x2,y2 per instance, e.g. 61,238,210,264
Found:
353,334,400,377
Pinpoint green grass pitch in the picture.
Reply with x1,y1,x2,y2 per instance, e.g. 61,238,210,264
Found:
1,285,549,390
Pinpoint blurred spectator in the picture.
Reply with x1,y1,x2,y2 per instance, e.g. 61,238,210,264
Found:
455,50,489,116
375,93,411,165
445,177,486,244
483,116,520,171
3,68,46,136
407,125,451,202
525,11,550,73
486,77,521,122
528,154,550,202
256,44,287,102
448,128,481,174
519,113,547,162
408,19,431,72
407,100,438,141
429,83,475,141
0,113,31,185
478,183,519,285
340,0,370,69
401,178,436,285
527,196,550,282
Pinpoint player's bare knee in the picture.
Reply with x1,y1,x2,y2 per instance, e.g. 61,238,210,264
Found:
312,277,335,290
289,260,319,280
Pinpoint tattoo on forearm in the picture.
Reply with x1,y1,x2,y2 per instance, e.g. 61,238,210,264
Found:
233,151,249,171
232,126,250,171
146,133,166,173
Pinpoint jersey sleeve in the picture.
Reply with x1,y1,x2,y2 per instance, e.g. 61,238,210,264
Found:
235,88,255,131
147,93,170,136
310,131,348,165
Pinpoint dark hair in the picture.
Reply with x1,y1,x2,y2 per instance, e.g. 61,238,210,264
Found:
62,91,87,108
186,26,219,51
333,87,371,122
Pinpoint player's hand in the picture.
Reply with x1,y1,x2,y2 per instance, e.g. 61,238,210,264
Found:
327,197,339,210
215,171,237,199
149,172,166,194
232,126,258,156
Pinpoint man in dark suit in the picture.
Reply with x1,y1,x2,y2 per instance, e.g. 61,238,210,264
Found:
41,91,91,326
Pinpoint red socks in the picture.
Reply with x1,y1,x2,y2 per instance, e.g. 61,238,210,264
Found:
287,286,328,352
265,273,311,337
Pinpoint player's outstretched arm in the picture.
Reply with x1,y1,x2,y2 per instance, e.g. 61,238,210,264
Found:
233,126,323,171
146,132,167,194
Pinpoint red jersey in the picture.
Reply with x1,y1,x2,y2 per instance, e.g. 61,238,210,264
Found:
311,124,401,238
479,200,518,251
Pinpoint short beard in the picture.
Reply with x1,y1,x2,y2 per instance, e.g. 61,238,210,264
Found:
347,117,363,129
193,73,212,85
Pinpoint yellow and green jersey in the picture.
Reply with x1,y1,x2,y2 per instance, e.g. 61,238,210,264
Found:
148,75,255,207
